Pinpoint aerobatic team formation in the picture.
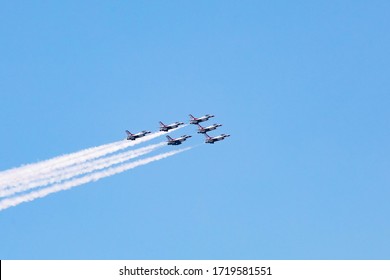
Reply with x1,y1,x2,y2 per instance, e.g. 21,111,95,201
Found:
125,114,230,145
0,114,229,210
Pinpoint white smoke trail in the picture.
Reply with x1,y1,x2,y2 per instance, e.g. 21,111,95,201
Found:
0,140,122,185
0,147,191,211
0,130,172,189
0,142,166,198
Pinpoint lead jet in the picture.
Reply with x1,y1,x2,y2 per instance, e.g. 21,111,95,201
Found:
125,130,151,140
204,132,230,144
189,114,215,124
196,123,222,134
166,135,192,145
159,121,184,132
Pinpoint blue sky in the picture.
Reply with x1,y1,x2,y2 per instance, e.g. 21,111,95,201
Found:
0,1,389,259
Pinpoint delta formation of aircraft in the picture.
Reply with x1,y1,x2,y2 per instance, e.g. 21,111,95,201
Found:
125,114,230,145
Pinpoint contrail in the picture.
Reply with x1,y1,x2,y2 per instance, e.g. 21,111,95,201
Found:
0,147,191,211
0,132,163,187
0,142,166,198
0,129,180,189
0,140,122,184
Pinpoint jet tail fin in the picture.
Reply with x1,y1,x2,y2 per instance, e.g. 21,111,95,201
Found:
159,121,166,127
189,114,195,120
125,130,132,136
166,135,173,141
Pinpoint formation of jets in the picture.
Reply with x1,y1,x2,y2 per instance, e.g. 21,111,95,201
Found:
125,114,230,145
189,114,229,144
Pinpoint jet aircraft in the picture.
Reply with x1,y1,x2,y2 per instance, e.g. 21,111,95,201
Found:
204,133,230,144
189,114,215,124
196,123,222,134
166,135,192,145
159,121,184,132
125,130,151,141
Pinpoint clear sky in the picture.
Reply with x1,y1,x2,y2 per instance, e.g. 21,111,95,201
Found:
0,1,389,259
